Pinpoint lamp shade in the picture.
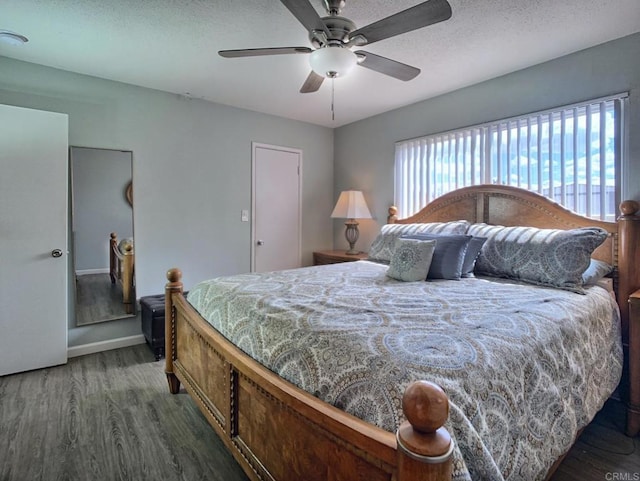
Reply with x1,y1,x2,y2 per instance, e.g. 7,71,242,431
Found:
331,190,372,219
310,47,357,78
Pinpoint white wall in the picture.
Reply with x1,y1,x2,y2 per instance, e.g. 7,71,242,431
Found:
0,56,334,347
333,33,640,251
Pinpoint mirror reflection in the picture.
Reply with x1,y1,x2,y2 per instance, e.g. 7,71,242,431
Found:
71,147,134,326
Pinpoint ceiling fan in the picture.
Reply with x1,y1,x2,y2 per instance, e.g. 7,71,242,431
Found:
219,0,452,93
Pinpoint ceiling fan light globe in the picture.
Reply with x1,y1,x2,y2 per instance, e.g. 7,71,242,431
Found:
0,30,29,46
309,47,357,78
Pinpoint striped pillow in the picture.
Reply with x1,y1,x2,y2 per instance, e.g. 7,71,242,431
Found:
368,221,470,264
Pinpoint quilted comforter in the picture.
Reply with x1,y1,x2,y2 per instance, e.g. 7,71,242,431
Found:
187,260,622,481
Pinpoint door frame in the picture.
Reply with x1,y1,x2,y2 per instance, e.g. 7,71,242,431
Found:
251,142,303,272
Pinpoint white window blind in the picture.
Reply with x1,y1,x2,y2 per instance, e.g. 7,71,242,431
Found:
394,94,627,220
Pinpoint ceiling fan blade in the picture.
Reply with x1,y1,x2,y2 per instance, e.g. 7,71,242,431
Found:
355,51,420,81
219,47,312,58
280,0,329,36
349,0,452,46
300,71,324,93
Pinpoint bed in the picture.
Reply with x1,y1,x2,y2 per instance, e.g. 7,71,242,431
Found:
109,232,135,314
164,185,640,481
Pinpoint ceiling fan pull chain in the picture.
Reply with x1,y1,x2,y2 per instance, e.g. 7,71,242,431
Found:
331,77,335,121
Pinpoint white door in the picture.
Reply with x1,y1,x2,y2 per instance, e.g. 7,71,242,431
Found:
0,104,69,376
252,143,301,273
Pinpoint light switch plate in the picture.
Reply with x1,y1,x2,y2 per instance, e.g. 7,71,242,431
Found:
241,209,249,222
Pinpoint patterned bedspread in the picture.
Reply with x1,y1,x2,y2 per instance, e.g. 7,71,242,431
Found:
187,260,622,481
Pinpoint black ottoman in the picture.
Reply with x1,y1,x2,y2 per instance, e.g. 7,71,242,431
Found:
140,294,167,361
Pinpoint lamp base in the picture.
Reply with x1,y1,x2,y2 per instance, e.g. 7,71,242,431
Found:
344,219,360,255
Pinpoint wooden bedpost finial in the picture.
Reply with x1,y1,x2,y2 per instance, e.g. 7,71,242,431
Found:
110,232,117,240
620,200,640,217
388,206,398,224
166,268,183,284
403,380,449,434
396,381,453,479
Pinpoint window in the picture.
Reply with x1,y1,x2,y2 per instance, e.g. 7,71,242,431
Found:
394,94,627,221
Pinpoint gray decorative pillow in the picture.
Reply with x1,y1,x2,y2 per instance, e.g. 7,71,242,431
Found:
403,234,473,280
386,238,436,282
461,237,487,278
467,223,609,293
369,221,470,264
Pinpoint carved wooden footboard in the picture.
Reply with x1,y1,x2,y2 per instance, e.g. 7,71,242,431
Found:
164,185,640,481
109,232,135,314
164,268,453,481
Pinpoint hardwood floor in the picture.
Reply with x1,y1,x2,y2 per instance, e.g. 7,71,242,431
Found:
0,345,247,481
0,344,637,481
551,399,639,481
75,273,135,326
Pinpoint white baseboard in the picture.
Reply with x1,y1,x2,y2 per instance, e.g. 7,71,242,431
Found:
67,334,146,358
76,268,110,276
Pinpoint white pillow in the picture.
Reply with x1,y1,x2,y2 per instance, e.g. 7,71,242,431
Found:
581,259,613,285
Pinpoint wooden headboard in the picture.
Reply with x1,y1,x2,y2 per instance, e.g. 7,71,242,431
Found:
388,184,640,341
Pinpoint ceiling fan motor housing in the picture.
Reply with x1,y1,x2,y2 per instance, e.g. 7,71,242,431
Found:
310,16,356,48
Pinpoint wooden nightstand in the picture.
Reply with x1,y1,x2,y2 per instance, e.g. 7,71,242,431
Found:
313,250,368,265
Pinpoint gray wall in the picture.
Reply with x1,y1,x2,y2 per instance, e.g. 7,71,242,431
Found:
333,32,640,251
71,147,133,272
0,56,334,347
4,32,638,348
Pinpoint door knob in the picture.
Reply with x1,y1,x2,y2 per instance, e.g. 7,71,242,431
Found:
257,240,264,246
51,249,63,258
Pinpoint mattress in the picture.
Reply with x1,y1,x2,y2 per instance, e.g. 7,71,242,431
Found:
187,260,622,481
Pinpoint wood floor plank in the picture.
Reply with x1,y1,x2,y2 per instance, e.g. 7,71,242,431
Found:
0,344,638,481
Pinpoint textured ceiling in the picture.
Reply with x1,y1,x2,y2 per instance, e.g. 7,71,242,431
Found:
1,0,639,127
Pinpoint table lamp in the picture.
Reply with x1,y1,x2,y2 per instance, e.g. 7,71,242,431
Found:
331,190,372,255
